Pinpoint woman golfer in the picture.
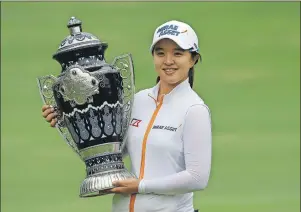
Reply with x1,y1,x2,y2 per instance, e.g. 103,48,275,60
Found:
42,20,212,212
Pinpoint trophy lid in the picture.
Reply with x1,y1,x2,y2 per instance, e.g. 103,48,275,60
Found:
53,17,109,71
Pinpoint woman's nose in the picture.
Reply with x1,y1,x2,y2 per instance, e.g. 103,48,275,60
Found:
164,54,174,65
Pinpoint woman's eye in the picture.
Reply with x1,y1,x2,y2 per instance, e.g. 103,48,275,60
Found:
157,52,164,56
174,52,183,56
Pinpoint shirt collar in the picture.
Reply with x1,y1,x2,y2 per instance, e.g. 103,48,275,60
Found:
148,78,190,104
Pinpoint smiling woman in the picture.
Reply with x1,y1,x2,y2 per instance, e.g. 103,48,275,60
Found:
110,20,212,212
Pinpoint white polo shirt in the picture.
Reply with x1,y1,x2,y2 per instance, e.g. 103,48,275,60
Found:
112,78,212,212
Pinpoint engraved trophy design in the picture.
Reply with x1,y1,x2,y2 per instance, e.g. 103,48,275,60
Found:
37,17,136,197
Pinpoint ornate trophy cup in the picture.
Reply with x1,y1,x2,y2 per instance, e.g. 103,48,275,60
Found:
37,17,136,197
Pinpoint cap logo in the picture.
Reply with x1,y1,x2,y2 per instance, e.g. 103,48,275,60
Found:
157,24,180,37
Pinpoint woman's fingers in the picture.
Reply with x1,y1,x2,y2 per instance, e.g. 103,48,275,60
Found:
41,105,57,127
50,118,57,127
45,112,57,122
42,107,54,118
42,105,50,112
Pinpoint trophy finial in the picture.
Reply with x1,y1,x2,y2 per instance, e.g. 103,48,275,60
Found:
67,17,82,35
53,16,109,72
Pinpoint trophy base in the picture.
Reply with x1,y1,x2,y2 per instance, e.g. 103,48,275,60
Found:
79,168,136,198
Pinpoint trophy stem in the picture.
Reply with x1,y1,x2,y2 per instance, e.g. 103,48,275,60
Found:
80,166,136,197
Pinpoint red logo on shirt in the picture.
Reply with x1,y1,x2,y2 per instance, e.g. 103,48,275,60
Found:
130,118,142,127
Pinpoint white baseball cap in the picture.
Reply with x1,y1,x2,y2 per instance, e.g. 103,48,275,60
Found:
150,20,200,53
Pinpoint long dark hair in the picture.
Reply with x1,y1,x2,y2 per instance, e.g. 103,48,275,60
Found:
156,51,201,88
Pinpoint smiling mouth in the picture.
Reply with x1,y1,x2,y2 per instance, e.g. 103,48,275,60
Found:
163,68,177,75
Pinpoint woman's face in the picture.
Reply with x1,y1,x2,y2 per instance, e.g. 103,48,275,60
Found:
153,38,196,87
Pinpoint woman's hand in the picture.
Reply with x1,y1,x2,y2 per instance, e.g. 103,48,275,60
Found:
42,105,58,127
103,178,140,195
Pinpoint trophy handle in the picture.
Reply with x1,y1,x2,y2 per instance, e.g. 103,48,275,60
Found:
111,53,135,151
37,75,82,159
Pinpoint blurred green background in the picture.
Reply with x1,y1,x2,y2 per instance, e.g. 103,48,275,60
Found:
1,2,300,212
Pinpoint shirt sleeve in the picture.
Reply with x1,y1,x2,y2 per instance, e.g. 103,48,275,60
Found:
138,104,212,195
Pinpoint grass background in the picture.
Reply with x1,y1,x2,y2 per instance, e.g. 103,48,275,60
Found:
1,2,300,212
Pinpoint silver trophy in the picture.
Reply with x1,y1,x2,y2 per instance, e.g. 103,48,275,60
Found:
37,17,136,197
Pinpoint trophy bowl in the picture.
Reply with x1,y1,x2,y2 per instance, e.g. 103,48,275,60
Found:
37,17,136,198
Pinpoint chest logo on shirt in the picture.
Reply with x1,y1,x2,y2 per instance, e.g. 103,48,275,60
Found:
130,118,142,127
152,125,178,132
